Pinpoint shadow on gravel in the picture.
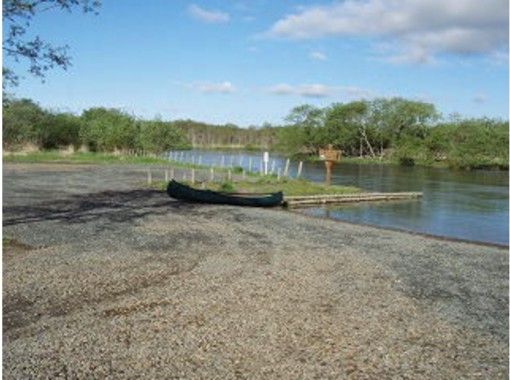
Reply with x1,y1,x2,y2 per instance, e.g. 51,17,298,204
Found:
3,189,197,226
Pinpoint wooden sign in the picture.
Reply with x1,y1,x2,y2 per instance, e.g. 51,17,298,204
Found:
318,144,341,186
319,144,341,162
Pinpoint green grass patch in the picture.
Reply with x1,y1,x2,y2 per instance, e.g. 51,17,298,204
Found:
155,176,360,196
3,236,13,249
3,151,172,165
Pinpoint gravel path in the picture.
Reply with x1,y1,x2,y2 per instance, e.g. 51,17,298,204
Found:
3,163,508,379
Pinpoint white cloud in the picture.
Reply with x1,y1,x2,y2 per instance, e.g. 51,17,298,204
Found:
188,4,229,23
298,84,333,97
193,81,236,94
267,83,374,99
264,0,508,63
309,51,327,61
267,84,296,95
267,83,332,97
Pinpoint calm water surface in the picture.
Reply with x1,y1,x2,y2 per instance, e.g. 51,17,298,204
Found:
168,149,509,245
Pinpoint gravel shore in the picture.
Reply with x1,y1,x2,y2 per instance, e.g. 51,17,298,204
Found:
3,163,508,379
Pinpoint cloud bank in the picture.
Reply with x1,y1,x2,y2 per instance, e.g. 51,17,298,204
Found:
267,84,374,99
265,0,508,63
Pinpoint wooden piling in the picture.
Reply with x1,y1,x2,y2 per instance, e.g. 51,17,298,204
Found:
284,158,290,177
209,167,214,182
191,169,195,184
147,169,152,184
297,161,303,177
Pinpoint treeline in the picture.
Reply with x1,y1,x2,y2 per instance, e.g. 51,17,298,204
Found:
172,120,278,150
2,98,278,154
3,99,190,153
3,97,508,170
277,99,508,170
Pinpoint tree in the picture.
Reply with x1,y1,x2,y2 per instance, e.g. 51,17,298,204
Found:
2,98,47,148
138,121,190,153
284,104,326,153
3,0,100,89
80,108,137,152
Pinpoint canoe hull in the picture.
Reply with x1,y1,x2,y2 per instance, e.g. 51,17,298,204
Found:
166,180,283,207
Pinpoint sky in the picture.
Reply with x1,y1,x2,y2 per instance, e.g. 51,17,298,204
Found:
3,0,509,126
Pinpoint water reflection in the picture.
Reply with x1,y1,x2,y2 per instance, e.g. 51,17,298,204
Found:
167,149,509,245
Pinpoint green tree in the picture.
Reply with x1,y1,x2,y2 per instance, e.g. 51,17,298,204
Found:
2,98,47,148
138,121,190,153
284,104,326,153
36,112,82,149
80,108,137,152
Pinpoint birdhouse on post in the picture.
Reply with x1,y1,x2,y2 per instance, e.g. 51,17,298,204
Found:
318,144,341,186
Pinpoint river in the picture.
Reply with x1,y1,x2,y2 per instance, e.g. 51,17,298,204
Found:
167,149,509,246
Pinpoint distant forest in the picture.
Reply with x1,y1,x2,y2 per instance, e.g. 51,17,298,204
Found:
3,97,508,170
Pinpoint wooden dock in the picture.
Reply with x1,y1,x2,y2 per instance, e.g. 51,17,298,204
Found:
284,192,422,206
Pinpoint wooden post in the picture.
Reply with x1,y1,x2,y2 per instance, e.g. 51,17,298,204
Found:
297,161,303,177
277,168,281,181
227,169,232,181
242,170,246,180
209,167,214,182
319,145,341,186
284,158,290,177
147,169,152,184
191,169,195,184
325,161,333,186
170,168,175,179
165,169,169,182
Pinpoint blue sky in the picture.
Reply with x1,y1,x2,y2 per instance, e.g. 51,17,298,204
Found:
4,0,509,126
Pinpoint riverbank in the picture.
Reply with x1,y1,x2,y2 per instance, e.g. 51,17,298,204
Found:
3,163,508,378
301,155,509,171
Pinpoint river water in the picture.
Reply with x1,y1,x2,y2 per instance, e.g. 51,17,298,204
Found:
167,149,509,245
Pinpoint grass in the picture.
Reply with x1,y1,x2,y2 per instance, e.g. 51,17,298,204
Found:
3,236,13,250
155,176,360,196
3,151,171,165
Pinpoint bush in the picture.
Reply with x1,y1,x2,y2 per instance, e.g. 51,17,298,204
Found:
36,113,82,149
137,121,190,153
3,98,47,149
80,108,138,152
